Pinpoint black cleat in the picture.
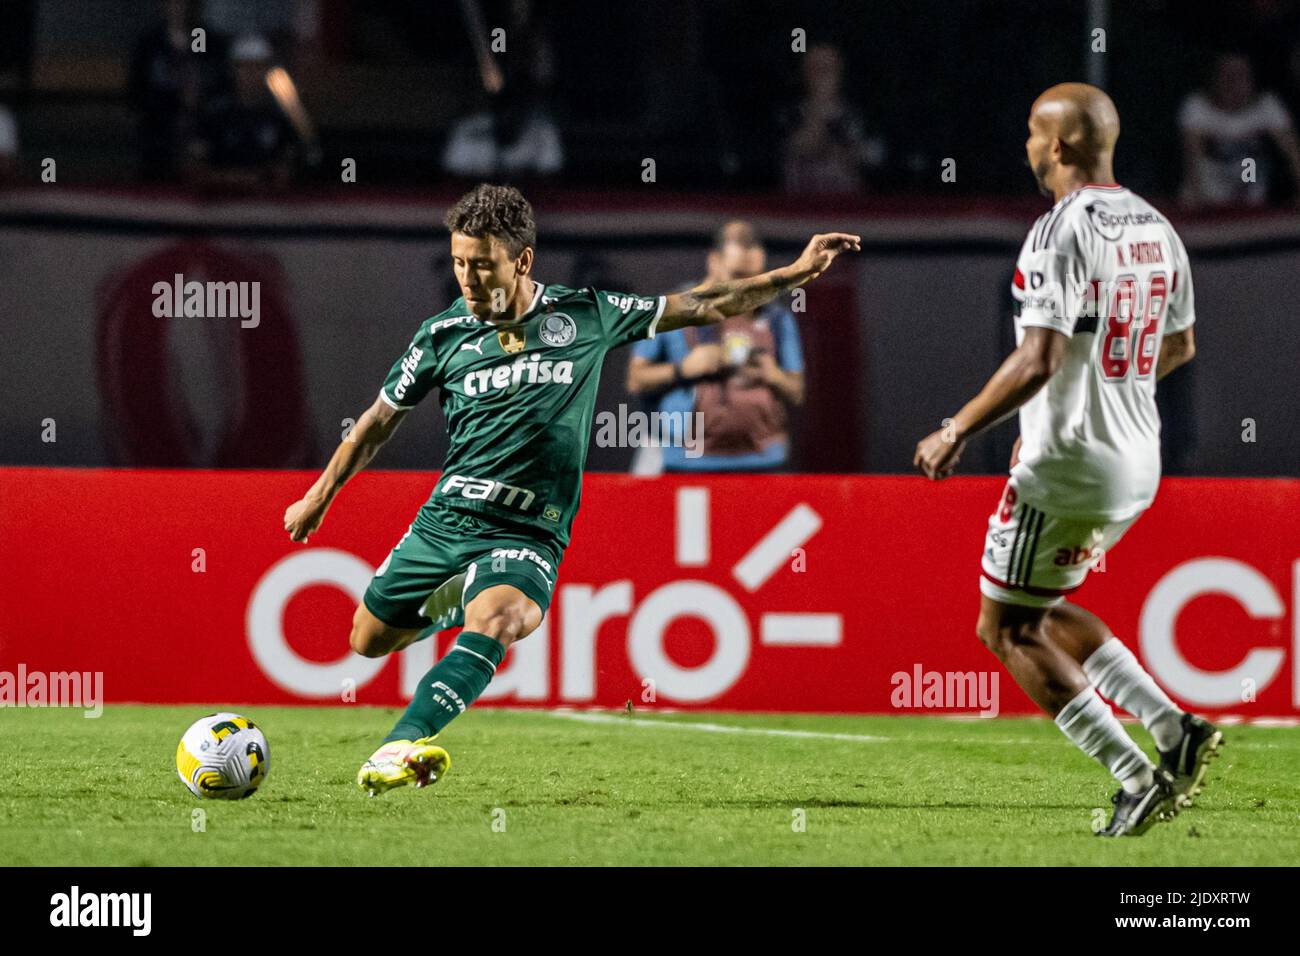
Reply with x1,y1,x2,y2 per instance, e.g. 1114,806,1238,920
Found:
1097,770,1182,837
1158,713,1223,804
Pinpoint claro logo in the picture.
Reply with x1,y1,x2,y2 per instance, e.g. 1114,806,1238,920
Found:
246,488,836,703
1140,557,1299,707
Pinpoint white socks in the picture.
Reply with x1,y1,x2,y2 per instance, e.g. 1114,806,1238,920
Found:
1083,637,1184,751
1055,687,1154,793
1054,639,1184,793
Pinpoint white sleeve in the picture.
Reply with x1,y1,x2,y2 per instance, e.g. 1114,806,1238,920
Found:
1164,227,1196,335
1177,94,1211,133
1259,92,1295,133
532,119,563,175
1017,218,1088,337
442,115,492,177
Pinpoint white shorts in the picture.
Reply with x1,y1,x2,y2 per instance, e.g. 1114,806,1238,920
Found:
979,480,1142,608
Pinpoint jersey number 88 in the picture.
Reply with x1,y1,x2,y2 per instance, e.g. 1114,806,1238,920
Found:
1100,272,1166,381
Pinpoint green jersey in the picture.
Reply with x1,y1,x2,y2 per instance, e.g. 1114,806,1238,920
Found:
379,281,666,548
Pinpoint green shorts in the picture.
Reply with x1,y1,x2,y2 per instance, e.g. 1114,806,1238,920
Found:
363,502,563,631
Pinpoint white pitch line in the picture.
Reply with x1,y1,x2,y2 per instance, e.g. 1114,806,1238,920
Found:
538,710,1062,746
545,710,890,742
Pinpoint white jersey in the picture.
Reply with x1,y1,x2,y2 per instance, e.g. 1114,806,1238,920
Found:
1010,184,1195,521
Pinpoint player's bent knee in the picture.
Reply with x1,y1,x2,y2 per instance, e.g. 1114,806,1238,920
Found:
349,605,393,658
466,606,531,644
349,625,384,658
977,597,1049,661
464,589,541,646
975,613,1033,661
975,620,1003,658
975,610,1004,657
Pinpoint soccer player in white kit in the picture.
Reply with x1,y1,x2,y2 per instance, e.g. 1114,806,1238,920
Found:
914,83,1222,836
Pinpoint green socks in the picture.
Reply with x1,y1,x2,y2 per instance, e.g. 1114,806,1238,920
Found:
384,631,506,743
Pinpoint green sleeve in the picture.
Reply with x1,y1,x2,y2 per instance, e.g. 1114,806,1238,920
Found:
593,289,668,348
379,324,440,408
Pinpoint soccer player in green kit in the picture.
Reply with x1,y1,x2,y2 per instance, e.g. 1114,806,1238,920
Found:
282,184,859,795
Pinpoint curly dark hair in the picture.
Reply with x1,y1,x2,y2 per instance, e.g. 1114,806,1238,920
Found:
444,183,536,257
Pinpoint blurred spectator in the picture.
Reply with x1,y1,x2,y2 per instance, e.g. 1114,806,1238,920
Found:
778,44,883,195
184,35,299,190
441,85,563,179
626,221,804,473
442,0,561,179
202,0,298,45
0,100,17,186
1179,52,1300,208
129,0,231,182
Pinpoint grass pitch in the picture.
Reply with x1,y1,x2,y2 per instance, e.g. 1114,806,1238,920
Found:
1,706,1295,866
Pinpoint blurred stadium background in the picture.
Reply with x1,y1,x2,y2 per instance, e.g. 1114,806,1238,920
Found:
1,0,1298,721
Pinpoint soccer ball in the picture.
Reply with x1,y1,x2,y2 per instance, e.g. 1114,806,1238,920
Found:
175,712,270,799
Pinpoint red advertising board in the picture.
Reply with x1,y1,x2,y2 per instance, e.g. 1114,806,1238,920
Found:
1,468,1296,716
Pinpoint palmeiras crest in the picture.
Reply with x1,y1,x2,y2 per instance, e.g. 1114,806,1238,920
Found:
538,312,577,347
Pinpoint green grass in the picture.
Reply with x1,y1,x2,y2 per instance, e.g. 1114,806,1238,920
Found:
1,706,1296,866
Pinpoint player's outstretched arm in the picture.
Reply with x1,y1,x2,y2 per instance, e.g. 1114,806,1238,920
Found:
913,326,1066,480
283,395,408,542
655,232,861,334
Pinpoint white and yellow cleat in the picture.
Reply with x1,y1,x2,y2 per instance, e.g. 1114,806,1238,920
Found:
356,737,451,797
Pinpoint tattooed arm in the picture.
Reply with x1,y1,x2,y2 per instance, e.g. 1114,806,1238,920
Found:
655,232,861,334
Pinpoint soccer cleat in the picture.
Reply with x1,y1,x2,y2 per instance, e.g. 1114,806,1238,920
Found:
1158,713,1223,803
356,737,451,797
1096,769,1182,837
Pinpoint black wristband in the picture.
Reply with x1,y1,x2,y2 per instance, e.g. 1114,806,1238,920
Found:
671,360,685,385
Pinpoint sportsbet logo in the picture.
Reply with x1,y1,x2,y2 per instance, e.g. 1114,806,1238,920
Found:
464,355,574,396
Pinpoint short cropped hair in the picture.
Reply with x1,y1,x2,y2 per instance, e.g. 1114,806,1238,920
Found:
711,219,762,252
444,183,536,258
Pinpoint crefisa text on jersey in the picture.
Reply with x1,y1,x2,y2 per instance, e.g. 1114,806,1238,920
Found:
463,355,575,396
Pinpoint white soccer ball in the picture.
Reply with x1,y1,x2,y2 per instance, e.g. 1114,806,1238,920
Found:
175,712,270,799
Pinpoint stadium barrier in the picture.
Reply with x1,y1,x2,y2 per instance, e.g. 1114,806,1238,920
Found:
2,468,1297,717
3,189,1300,476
